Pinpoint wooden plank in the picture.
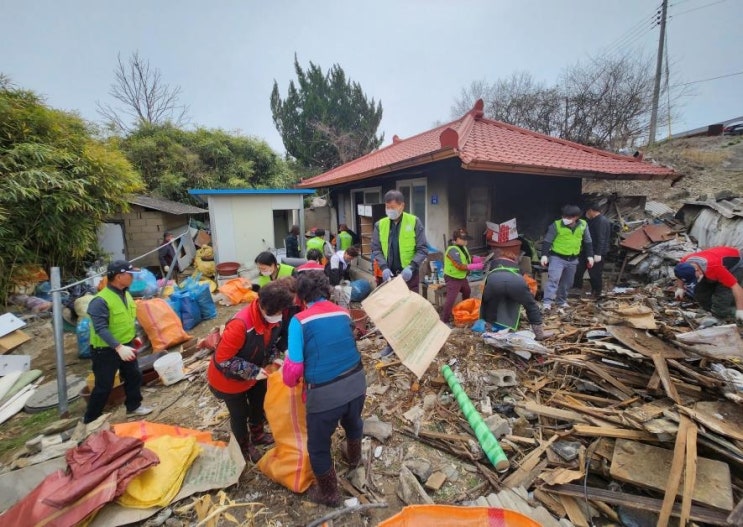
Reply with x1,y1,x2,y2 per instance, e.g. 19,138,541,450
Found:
681,419,698,526
559,495,589,527
678,401,743,442
651,353,681,404
624,398,675,424
542,483,732,525
667,359,723,389
0,330,31,354
517,401,589,424
728,499,743,526
572,425,658,442
607,325,688,359
657,416,689,527
533,488,566,518
553,358,635,397
609,438,733,511
503,435,558,489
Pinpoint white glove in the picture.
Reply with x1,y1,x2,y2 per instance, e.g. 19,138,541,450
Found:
116,345,136,362
382,268,394,282
163,265,170,273
256,368,268,381
587,257,594,269
594,255,602,263
674,287,686,300
540,256,549,267
736,310,743,322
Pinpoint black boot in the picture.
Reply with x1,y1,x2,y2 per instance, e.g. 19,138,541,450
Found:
341,438,362,467
237,435,262,463
249,423,274,446
306,467,341,507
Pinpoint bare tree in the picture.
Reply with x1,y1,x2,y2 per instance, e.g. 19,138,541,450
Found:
451,54,685,150
97,51,188,133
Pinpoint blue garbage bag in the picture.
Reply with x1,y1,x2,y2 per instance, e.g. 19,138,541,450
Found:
76,317,91,358
171,289,202,330
193,282,217,320
350,279,372,302
129,268,158,297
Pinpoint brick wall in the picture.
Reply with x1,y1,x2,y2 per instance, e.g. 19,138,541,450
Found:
109,206,184,268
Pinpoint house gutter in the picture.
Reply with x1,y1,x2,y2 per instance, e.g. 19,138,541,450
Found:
462,160,682,183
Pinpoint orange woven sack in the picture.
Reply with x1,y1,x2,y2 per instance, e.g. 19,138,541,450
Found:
218,278,257,305
523,274,538,297
256,370,314,493
136,298,192,352
113,421,226,447
378,505,541,527
452,298,481,327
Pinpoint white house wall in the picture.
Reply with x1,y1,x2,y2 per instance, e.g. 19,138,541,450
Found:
208,195,273,268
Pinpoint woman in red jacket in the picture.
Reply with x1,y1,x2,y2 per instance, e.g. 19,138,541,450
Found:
207,281,294,462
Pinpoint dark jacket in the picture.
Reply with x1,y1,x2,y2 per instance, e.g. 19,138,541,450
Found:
285,233,300,258
587,214,612,257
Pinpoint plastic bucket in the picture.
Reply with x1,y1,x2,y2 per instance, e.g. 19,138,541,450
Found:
153,352,185,386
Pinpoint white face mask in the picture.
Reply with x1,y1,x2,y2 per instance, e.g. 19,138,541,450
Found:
260,269,273,276
562,218,573,226
264,312,283,324
386,208,401,221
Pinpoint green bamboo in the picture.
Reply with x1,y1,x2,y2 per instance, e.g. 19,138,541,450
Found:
441,365,510,472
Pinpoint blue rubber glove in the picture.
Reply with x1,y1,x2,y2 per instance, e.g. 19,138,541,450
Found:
382,268,394,282
401,266,413,282
471,319,487,333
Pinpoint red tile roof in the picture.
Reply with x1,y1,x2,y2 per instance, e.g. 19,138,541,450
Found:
298,100,678,188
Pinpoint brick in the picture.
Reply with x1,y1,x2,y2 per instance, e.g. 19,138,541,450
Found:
424,471,447,491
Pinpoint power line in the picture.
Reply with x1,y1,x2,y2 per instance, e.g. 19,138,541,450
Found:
670,0,729,17
598,6,660,58
670,70,743,87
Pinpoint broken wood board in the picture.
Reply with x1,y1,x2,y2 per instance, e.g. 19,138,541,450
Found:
679,401,743,442
0,330,31,354
651,353,680,404
572,425,658,442
516,401,589,424
624,398,675,424
503,435,557,489
542,483,732,525
606,325,687,359
559,495,589,527
608,305,657,329
610,438,733,511
657,415,692,527
675,324,743,360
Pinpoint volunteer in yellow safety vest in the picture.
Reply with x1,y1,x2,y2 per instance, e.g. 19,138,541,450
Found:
255,251,294,288
84,260,153,423
539,205,594,311
305,228,334,264
441,228,479,325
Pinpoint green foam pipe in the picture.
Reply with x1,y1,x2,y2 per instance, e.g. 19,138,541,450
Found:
441,364,510,473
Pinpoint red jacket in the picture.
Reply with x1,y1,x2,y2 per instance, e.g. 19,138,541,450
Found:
206,301,280,393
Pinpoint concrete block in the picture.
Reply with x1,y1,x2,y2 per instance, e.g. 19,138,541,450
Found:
484,414,511,439
489,369,518,387
424,471,447,491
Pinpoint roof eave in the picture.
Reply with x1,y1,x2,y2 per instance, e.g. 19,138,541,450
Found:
462,160,680,181
297,148,459,188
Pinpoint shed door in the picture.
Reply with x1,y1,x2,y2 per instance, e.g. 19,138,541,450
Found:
467,186,489,249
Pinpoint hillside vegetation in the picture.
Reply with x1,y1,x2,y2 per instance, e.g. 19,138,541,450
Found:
583,134,743,209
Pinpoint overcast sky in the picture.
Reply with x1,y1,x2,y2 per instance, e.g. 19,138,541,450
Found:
2,0,741,153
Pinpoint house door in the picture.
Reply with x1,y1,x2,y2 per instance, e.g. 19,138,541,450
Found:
97,222,126,260
467,186,489,249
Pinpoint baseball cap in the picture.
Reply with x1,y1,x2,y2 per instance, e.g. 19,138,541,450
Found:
107,260,139,277
453,228,473,240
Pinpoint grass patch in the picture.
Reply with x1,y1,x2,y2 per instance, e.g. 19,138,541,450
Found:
679,149,730,165
0,399,85,462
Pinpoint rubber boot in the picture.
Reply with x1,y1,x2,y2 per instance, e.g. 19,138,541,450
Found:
238,436,262,463
531,324,555,341
341,438,362,467
249,423,274,446
307,467,341,507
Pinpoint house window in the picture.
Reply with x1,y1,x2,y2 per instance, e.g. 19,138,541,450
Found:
397,179,426,227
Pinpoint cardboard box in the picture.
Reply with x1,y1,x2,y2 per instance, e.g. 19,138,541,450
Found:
0,330,31,354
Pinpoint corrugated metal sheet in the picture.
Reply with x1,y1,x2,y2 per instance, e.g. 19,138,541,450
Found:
688,208,743,248
682,198,743,219
645,200,674,217
128,195,207,215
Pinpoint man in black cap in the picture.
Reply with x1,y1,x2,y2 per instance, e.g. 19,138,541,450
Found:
540,205,593,310
83,260,153,423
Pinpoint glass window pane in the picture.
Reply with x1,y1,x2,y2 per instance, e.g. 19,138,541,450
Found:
364,191,380,204
400,187,411,207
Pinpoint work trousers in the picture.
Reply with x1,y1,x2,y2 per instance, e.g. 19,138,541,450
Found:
544,255,578,305
574,257,605,296
306,394,365,475
84,347,142,423
209,381,267,442
694,265,743,319
441,276,471,323
481,271,542,329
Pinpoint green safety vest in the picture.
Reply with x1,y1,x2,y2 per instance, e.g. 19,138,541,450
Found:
551,219,587,257
306,236,325,257
338,231,353,250
444,244,471,279
257,263,295,287
378,212,417,268
89,287,137,349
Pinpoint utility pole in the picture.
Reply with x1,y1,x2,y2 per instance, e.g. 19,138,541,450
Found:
648,0,668,145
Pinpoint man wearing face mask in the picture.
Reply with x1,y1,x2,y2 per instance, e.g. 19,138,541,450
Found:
673,246,743,322
540,205,593,311
371,190,428,290
327,246,359,286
